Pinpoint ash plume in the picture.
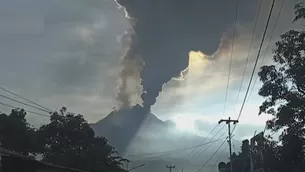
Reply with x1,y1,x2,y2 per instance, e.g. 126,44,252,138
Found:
115,0,257,110
116,29,143,108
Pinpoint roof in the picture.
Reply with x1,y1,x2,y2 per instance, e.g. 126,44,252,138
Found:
0,146,87,172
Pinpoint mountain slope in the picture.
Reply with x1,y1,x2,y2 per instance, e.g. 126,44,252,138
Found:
91,105,229,172
91,105,170,153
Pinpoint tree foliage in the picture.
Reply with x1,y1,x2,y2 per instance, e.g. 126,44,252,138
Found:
219,139,250,172
219,137,281,172
38,107,128,172
257,2,305,171
258,2,305,134
0,108,38,156
217,4,305,171
0,107,128,172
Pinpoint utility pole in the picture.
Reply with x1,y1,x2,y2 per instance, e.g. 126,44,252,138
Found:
219,117,238,172
166,165,175,172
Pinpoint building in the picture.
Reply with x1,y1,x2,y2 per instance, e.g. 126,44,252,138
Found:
0,146,87,172
250,132,265,172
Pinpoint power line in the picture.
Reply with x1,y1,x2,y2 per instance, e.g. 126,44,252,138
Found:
0,102,50,117
0,86,52,112
247,0,285,104
127,137,226,157
193,131,227,159
233,0,263,113
232,0,277,134
232,138,239,143
223,0,239,116
193,125,226,158
195,137,228,172
184,124,220,160
130,137,227,163
207,145,228,172
0,94,51,113
131,152,172,162
135,126,226,164
258,0,285,69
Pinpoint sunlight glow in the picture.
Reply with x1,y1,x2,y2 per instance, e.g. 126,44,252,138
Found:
174,50,209,81
172,116,196,133
188,51,208,73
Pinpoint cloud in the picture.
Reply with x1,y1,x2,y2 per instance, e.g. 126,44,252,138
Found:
152,0,303,125
0,0,302,131
115,0,261,109
0,0,131,125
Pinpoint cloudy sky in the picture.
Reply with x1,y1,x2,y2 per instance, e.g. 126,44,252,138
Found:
0,0,303,141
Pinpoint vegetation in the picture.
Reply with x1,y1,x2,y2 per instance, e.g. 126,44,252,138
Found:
219,137,281,172
0,109,38,156
258,2,305,171
0,107,128,172
218,2,305,172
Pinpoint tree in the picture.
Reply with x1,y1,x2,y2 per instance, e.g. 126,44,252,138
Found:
0,108,38,156
230,140,250,172
219,137,283,172
258,136,281,172
218,162,226,172
239,140,250,172
38,107,128,172
258,2,305,171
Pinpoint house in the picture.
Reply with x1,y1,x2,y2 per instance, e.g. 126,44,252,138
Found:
0,146,87,172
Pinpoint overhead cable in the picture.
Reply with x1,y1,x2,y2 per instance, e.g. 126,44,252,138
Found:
233,0,263,113
195,137,228,172
0,102,50,117
127,136,226,157
0,94,51,113
223,0,240,116
184,124,220,160
247,0,285,104
232,0,277,134
0,86,52,112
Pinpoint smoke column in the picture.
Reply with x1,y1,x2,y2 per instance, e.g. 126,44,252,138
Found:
115,0,257,110
117,29,143,108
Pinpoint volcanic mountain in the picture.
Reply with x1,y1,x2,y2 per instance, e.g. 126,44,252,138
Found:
91,105,176,153
90,105,230,172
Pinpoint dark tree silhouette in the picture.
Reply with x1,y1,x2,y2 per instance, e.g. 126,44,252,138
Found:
216,139,250,172
258,2,305,135
219,138,282,172
0,109,38,156
256,136,281,172
38,107,128,172
257,2,305,171
231,140,250,172
218,162,226,172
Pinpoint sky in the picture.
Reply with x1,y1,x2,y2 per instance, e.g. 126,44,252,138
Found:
0,0,303,141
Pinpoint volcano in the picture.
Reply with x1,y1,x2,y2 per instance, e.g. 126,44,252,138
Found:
91,104,206,156
91,105,171,153
90,105,224,172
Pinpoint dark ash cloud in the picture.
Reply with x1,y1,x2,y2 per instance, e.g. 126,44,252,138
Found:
116,0,258,109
